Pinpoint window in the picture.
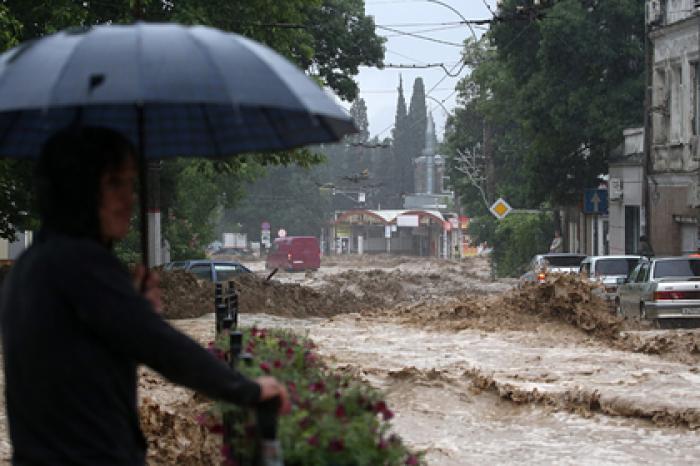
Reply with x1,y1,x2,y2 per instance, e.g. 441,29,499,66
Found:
669,65,682,142
214,263,247,281
693,62,699,136
543,256,585,267
595,258,640,276
188,264,212,281
580,262,591,277
168,261,187,270
653,259,700,279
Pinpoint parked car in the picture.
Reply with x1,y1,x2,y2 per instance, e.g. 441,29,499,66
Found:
519,253,587,285
615,257,700,328
579,255,641,301
163,260,252,282
265,236,320,271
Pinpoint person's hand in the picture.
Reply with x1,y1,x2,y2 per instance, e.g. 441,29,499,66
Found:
256,376,291,415
133,265,163,314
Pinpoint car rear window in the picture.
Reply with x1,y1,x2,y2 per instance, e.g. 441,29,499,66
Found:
214,263,248,281
188,264,212,280
596,258,639,276
544,256,585,267
654,260,700,279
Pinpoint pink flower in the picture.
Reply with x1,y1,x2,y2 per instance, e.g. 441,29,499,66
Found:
335,404,346,419
405,454,419,465
328,438,345,452
373,401,387,414
307,435,319,446
259,362,271,373
273,360,282,369
334,390,342,400
382,408,394,420
207,423,224,434
310,380,326,393
278,340,288,348
298,416,312,429
285,347,295,359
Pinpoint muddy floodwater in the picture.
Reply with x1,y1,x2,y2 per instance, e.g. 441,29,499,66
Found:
1,256,699,465
240,311,700,466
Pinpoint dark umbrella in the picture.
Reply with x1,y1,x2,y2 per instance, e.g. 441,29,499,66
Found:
0,22,357,264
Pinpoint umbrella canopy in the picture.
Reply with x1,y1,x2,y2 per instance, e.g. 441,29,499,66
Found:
0,22,356,158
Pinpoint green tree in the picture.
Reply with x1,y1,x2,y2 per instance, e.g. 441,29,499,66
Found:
0,1,385,247
383,76,409,207
406,77,427,165
489,0,644,205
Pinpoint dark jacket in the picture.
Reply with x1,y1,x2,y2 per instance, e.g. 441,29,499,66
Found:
0,232,260,465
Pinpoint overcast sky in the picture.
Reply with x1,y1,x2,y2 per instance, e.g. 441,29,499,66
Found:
356,0,497,141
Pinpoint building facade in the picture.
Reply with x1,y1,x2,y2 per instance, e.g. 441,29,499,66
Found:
647,0,700,255
609,128,645,255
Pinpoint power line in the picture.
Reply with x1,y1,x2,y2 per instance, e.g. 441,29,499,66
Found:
361,87,455,94
376,25,464,47
383,24,465,37
385,48,429,65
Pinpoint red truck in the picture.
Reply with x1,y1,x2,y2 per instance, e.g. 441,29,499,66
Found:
265,236,320,271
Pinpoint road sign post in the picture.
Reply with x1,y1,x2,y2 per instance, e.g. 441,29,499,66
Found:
583,189,608,215
489,198,512,220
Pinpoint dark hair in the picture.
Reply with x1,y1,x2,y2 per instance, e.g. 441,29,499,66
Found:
35,126,135,241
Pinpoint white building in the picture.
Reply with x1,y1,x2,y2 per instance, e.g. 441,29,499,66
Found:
609,128,645,255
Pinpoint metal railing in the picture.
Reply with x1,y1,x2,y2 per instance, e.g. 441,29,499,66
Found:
214,281,282,466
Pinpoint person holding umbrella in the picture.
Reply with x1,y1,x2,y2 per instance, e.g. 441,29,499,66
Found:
0,126,291,465
0,22,359,465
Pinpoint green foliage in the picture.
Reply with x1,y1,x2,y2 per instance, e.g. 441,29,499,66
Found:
222,164,331,242
0,160,37,239
206,327,422,465
445,1,644,212
470,213,554,278
0,1,384,246
492,0,644,205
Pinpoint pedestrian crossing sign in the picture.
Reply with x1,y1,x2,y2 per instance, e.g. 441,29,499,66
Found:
490,198,512,220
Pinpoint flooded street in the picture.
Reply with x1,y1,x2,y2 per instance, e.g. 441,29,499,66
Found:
239,312,700,465
2,256,698,465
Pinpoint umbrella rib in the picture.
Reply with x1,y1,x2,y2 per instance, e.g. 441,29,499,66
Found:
185,30,237,109
47,32,89,111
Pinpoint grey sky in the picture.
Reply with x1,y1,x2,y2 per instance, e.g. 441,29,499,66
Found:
356,0,497,141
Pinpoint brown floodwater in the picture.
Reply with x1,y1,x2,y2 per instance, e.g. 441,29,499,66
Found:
240,312,700,466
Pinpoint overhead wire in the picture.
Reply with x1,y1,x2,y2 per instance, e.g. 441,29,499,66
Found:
376,25,464,47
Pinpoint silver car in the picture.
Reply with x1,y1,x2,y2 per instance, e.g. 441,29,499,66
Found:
616,257,700,328
579,255,641,301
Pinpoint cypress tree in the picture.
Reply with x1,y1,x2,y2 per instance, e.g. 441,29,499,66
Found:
407,77,427,167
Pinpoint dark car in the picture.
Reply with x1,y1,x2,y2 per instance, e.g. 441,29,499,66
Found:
163,260,252,282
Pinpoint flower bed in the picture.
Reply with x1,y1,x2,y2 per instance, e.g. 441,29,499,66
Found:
202,327,422,466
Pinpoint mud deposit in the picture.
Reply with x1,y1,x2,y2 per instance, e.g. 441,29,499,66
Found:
159,269,215,319
161,255,501,320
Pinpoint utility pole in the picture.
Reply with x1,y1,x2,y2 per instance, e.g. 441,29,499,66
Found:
696,0,700,250
643,0,656,253
483,120,495,202
133,0,163,266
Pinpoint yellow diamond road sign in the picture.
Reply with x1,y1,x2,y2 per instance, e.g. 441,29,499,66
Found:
490,198,512,220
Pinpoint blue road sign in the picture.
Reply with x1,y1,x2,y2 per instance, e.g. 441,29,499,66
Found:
583,189,608,215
